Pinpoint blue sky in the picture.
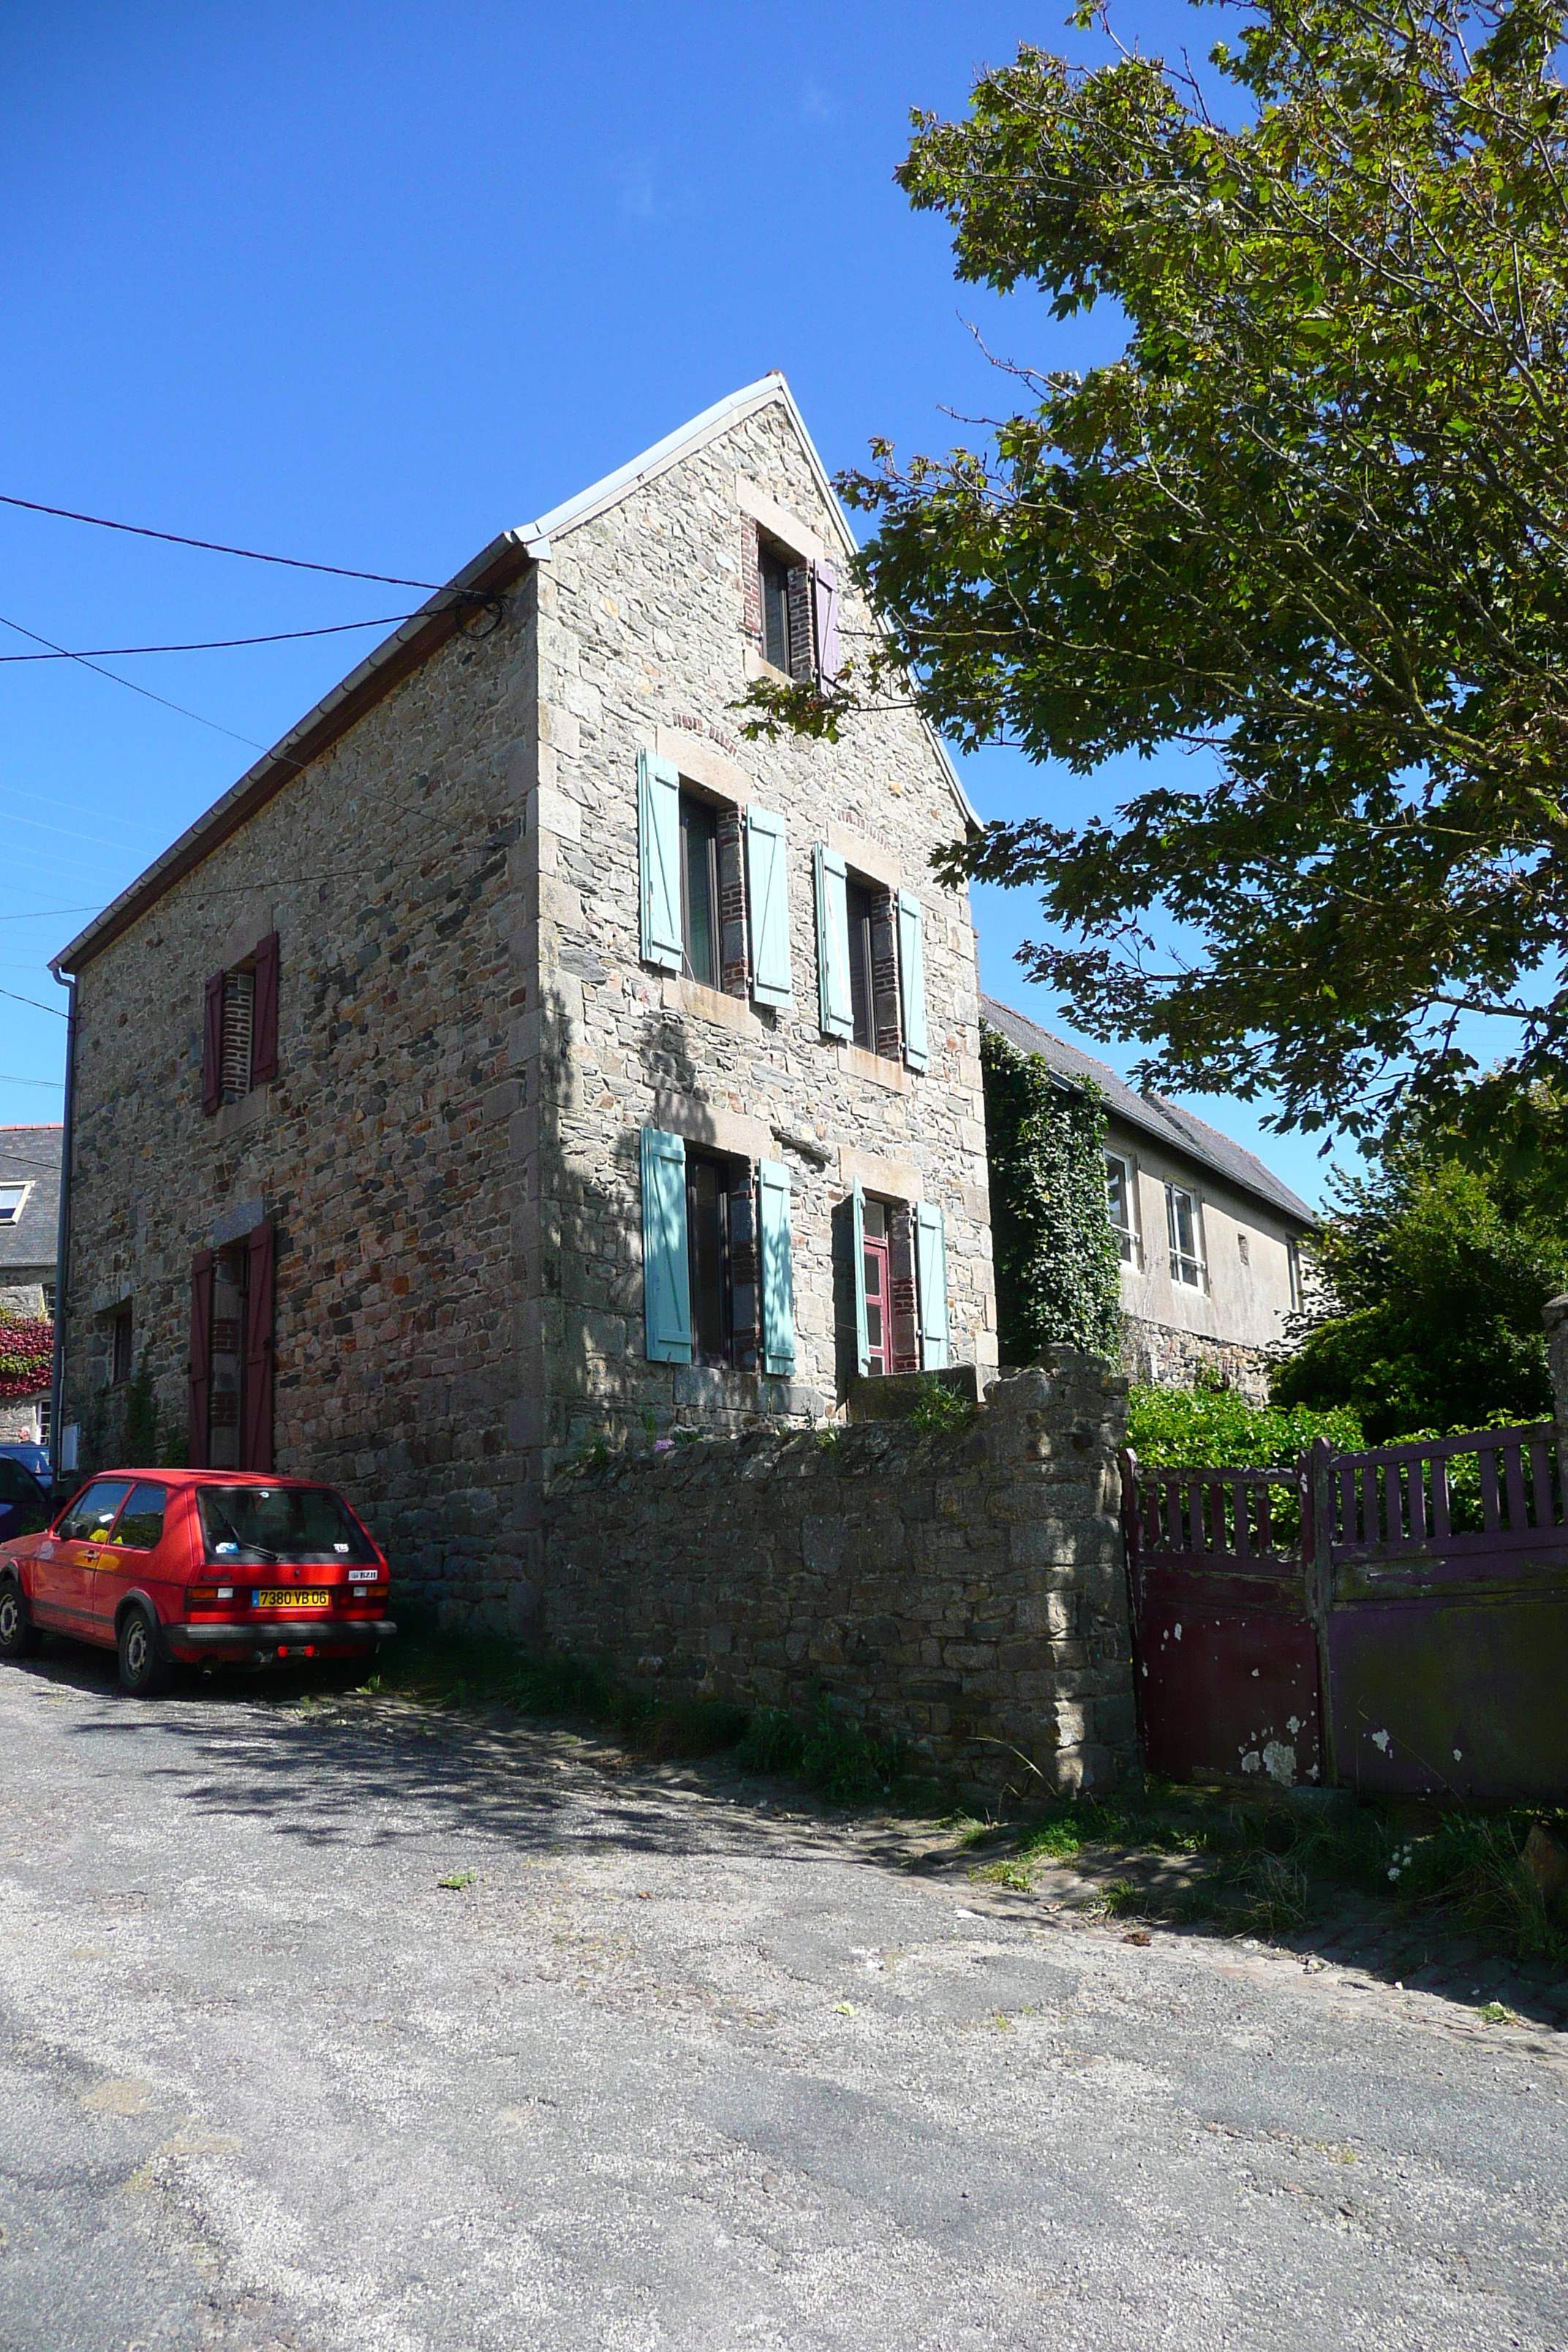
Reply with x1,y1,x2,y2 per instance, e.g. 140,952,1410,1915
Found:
0,1,1335,1205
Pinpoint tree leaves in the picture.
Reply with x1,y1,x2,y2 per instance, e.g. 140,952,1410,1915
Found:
840,1,1568,1137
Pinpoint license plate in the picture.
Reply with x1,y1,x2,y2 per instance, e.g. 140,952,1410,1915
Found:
254,1588,330,1610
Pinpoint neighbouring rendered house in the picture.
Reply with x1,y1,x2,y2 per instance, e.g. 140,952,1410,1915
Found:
981,1000,1313,1403
50,375,997,1629
0,1125,61,1445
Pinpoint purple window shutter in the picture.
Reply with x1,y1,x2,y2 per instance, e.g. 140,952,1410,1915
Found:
812,562,840,684
251,932,279,1083
242,1222,275,1474
201,973,225,1115
188,1250,214,1468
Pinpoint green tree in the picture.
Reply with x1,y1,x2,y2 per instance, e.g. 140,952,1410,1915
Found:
745,0,1568,1141
1273,1117,1568,1436
981,1019,1123,1364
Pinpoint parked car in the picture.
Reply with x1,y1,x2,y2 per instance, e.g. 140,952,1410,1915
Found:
0,1455,52,1545
0,1469,395,1695
0,1439,52,1490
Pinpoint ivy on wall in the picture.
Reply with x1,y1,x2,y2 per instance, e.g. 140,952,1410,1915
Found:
981,1020,1123,1367
0,1315,53,1403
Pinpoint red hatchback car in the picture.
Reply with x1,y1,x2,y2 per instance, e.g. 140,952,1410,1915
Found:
0,1469,395,1695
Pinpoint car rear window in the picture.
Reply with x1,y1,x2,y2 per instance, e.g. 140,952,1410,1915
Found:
197,1485,377,1567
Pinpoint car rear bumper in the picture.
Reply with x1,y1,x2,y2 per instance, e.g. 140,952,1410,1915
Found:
165,1618,396,1663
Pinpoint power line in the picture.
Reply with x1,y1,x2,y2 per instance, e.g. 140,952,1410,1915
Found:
0,611,274,755
0,981,69,1021
0,613,416,662
0,491,450,592
0,1075,64,1089
0,907,102,923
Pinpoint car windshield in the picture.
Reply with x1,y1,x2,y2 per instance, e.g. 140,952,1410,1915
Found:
197,1485,377,1567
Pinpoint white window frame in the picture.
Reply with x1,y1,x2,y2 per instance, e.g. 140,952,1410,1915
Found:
0,1181,31,1226
1165,1183,1207,1291
1104,1151,1141,1268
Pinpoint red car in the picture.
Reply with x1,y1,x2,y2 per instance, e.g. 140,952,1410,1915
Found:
0,1469,395,1695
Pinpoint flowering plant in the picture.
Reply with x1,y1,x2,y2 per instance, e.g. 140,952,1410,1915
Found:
0,1316,53,1401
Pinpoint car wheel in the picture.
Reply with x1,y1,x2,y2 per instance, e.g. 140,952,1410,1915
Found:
0,1579,38,1661
117,1606,170,1697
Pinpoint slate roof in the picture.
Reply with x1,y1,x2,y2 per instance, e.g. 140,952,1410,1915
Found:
980,998,1314,1228
0,1125,62,1275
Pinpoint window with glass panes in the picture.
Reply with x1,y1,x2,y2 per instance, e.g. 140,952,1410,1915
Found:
1105,1153,1137,1264
758,543,793,673
686,1152,746,1367
1166,1183,1205,1288
861,1199,892,1375
679,791,720,988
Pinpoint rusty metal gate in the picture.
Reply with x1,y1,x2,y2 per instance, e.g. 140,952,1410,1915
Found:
1122,1420,1568,1801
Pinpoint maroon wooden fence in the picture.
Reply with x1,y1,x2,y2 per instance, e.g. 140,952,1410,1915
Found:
1122,1421,1568,1802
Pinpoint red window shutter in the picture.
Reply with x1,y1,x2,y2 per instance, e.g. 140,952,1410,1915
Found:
242,1221,275,1474
811,562,840,683
250,932,279,1083
187,1250,214,1468
201,973,225,1115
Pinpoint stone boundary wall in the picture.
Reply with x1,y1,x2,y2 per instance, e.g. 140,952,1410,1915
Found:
1121,1314,1273,1405
535,1352,1137,1799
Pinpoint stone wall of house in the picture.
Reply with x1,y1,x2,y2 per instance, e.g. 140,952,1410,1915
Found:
527,393,996,1474
534,1352,1136,1801
57,584,543,1620
1121,1313,1273,1405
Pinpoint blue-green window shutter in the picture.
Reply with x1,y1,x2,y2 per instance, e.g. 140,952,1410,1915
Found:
897,892,928,1072
758,1159,796,1377
746,805,793,1007
815,845,853,1039
851,1180,869,1377
641,1126,691,1362
915,1200,950,1370
639,750,682,972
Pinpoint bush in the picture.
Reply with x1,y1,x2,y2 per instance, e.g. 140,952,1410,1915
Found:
1127,1384,1362,1468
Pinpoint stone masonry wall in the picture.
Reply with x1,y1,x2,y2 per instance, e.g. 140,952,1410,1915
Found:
529,393,996,1468
1121,1314,1273,1405
59,586,543,1630
538,1353,1136,1800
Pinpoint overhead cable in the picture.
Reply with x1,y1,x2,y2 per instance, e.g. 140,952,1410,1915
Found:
0,614,418,662
0,491,450,592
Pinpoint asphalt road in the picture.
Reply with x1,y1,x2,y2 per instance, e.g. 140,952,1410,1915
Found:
1,1650,1564,2352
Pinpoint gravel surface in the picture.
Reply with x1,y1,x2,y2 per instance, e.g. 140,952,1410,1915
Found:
1,1649,1564,2351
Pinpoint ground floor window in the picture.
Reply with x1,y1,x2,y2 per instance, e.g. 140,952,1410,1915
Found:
641,1128,794,1377
686,1150,749,1368
861,1199,892,1376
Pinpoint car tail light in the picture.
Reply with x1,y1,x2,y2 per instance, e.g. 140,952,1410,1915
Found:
187,1584,238,1607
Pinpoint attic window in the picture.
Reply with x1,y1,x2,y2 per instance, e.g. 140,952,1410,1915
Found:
759,543,794,673
0,1183,26,1224
753,531,839,685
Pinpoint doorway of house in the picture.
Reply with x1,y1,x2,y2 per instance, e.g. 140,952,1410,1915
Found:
207,1243,249,1470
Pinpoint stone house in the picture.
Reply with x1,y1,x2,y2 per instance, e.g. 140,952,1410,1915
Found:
51,375,997,1629
0,1125,61,1444
981,999,1312,1402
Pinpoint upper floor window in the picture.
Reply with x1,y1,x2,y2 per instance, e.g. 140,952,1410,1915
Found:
749,524,839,686
0,1183,27,1224
679,791,720,990
759,543,794,674
813,847,928,1072
1287,1239,1302,1311
1106,1153,1139,1265
202,932,279,1116
1166,1183,1207,1289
